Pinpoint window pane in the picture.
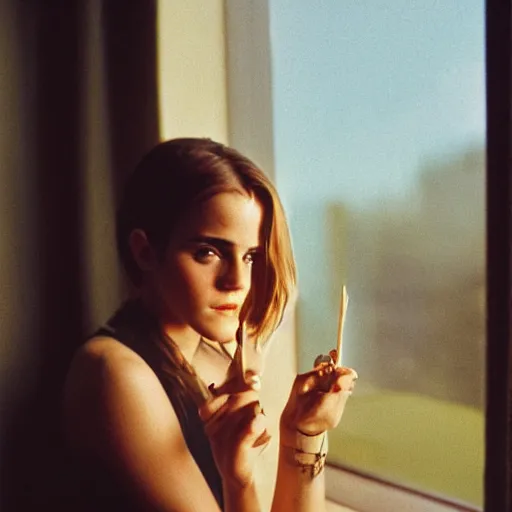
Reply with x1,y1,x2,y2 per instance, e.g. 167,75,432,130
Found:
269,1,485,507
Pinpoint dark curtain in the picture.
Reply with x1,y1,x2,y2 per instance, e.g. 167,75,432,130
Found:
485,1,512,511
0,1,159,510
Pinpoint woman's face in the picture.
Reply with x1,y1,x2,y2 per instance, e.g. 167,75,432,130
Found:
149,191,264,343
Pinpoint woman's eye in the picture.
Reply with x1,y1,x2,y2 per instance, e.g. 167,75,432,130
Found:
244,252,258,265
194,247,219,263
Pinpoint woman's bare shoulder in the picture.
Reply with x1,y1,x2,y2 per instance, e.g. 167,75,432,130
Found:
63,336,222,510
73,334,146,368
65,335,162,395
63,335,174,450
65,333,168,397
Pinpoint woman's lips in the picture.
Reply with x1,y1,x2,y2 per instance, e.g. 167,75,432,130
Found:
213,304,239,311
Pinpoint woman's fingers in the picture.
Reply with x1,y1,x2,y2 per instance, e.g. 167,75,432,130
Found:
203,396,269,450
198,391,230,422
331,366,358,393
295,365,358,394
283,364,358,434
296,364,337,393
200,387,264,436
235,402,270,451
199,394,233,438
338,366,358,380
210,370,262,396
293,386,351,434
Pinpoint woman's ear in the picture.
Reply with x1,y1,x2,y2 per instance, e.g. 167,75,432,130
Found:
128,229,157,273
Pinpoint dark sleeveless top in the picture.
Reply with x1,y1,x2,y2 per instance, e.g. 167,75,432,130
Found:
66,300,224,511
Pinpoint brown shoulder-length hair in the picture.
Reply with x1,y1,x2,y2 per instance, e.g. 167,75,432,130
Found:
116,138,296,344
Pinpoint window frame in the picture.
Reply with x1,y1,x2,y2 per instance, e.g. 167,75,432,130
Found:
484,1,512,511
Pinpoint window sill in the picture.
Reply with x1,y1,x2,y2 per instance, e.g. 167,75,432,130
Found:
326,499,357,511
325,465,481,512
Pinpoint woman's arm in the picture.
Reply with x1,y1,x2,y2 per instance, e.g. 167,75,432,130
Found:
271,438,327,512
223,481,261,512
198,377,271,512
62,337,228,511
270,364,357,512
271,416,328,512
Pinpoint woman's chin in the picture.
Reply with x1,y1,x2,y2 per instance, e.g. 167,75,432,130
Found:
207,330,237,344
200,323,238,344
195,314,240,343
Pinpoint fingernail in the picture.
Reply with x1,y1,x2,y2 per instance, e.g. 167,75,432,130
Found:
315,354,333,367
252,414,266,435
250,377,261,391
245,371,261,390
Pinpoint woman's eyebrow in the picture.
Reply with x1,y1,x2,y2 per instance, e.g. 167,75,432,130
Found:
188,236,261,252
189,236,232,251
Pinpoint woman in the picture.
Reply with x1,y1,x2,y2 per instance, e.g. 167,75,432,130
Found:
63,138,358,511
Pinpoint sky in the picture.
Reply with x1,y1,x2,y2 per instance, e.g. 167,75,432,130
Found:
269,1,486,209
267,1,486,370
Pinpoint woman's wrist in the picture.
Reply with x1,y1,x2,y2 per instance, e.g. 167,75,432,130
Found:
279,417,328,479
279,439,328,479
280,424,328,453
221,472,256,493
223,480,261,512
279,411,326,447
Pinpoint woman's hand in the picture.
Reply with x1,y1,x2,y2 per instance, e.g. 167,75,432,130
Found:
198,375,270,490
280,355,358,438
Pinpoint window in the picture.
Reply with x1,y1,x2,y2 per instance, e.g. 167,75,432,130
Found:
226,1,486,510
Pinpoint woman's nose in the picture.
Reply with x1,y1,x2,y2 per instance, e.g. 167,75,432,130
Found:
217,258,250,291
